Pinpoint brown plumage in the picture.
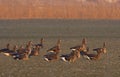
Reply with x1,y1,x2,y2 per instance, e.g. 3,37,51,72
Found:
31,46,40,56
44,52,59,62
93,42,107,54
61,50,80,62
14,43,32,60
17,45,25,54
44,39,61,62
26,41,33,48
47,39,61,53
82,50,103,60
70,38,88,52
17,53,29,60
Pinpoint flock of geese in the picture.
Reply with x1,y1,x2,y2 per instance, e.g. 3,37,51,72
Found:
0,38,107,62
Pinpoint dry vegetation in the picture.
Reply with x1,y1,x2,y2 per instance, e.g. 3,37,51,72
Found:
0,0,120,19
0,19,120,77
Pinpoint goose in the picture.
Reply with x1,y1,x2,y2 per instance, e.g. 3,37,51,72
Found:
3,45,18,56
47,39,61,53
19,52,29,60
93,42,107,54
70,38,88,52
61,50,80,62
44,39,61,62
44,52,59,62
30,45,40,56
82,50,104,60
14,50,30,60
0,43,10,53
17,45,25,54
34,38,44,48
26,41,33,49
13,45,25,60
14,43,32,60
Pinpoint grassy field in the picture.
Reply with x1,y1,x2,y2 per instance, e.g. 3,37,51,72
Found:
0,19,120,77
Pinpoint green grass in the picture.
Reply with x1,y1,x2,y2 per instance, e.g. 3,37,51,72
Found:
0,19,120,77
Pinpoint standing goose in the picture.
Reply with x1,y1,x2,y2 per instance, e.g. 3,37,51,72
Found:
30,45,40,56
25,43,32,56
26,41,33,49
93,42,107,54
47,39,61,53
15,45,31,60
13,45,25,60
44,39,61,62
34,38,44,48
17,45,25,54
0,43,10,53
70,38,88,52
14,42,32,60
